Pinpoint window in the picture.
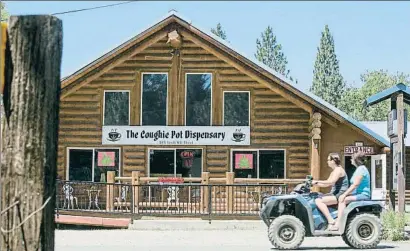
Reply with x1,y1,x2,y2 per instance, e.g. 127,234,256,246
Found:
185,73,212,126
67,148,120,182
223,91,249,126
103,91,130,125
141,73,168,125
258,150,285,179
149,149,202,178
231,149,285,179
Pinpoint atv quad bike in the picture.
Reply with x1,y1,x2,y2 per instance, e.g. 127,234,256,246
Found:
259,175,384,250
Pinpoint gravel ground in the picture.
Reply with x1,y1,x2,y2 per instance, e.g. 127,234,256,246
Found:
55,229,410,251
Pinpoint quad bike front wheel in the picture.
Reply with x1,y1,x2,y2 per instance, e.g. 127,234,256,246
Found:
268,215,305,250
342,213,382,249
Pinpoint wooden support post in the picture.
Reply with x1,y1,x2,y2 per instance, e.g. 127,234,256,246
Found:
106,171,115,212
131,171,140,213
309,112,321,192
226,172,234,214
397,93,406,213
201,172,209,213
1,15,62,251
389,98,397,210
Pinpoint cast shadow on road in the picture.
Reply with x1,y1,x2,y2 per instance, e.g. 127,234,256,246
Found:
271,245,396,250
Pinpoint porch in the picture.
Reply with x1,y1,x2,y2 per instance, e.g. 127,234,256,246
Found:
56,171,300,219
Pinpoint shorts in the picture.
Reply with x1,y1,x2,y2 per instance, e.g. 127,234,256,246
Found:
351,193,370,201
319,192,342,200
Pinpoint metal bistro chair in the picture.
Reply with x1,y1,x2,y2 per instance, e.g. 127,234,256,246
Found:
166,186,180,212
115,185,130,211
62,183,78,209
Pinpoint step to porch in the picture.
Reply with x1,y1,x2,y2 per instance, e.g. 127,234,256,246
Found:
55,215,131,228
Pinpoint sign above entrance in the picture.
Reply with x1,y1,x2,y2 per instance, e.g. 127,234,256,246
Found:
344,145,375,155
102,126,250,145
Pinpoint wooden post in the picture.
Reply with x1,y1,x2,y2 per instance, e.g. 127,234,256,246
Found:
1,15,62,251
131,171,140,212
397,93,406,212
201,172,209,213
309,112,321,192
226,172,234,214
106,171,115,211
389,98,397,210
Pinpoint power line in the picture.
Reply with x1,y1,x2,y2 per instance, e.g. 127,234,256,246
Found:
51,1,136,16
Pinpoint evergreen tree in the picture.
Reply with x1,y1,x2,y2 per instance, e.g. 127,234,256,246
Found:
255,26,297,83
211,23,227,40
310,25,346,108
1,2,9,22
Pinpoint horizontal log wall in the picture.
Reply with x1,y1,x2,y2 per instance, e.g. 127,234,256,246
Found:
58,27,310,180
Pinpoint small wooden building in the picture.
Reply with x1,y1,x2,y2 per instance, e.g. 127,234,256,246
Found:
59,11,390,199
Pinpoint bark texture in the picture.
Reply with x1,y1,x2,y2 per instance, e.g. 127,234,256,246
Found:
1,15,62,251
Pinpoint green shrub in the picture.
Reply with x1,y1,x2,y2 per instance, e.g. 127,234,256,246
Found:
381,210,408,241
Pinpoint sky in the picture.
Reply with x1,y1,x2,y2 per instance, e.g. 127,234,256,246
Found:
3,1,410,91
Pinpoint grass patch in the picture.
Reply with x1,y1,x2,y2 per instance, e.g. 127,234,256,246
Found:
381,210,408,241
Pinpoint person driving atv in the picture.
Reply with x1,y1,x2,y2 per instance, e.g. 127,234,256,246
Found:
329,151,371,231
312,153,348,229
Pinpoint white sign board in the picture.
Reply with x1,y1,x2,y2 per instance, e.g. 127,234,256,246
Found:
344,146,374,155
102,126,250,145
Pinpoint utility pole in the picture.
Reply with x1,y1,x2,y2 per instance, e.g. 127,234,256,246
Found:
1,15,62,251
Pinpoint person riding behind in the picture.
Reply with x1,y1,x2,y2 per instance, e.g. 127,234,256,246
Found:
312,153,349,229
329,151,371,231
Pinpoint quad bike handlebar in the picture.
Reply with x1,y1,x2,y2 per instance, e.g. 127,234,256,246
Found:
291,175,314,195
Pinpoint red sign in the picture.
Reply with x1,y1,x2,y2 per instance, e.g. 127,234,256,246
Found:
180,150,195,168
344,146,374,155
158,177,184,184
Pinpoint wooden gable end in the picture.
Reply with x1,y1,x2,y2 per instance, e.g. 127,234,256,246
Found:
58,20,313,179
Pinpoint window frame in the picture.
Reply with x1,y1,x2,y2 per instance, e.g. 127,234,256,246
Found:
222,90,250,126
230,148,286,179
103,90,131,126
66,147,122,182
184,72,213,126
147,147,204,177
140,72,169,126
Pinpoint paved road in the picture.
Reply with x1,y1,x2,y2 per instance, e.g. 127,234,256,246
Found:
56,229,410,251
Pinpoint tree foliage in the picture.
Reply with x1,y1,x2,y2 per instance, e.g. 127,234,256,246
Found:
339,70,410,121
310,25,346,108
255,26,297,83
211,23,227,40
1,2,10,22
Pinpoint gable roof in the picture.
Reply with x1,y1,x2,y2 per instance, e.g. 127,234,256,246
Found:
61,10,389,147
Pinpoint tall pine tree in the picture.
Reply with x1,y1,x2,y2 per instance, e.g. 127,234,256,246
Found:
1,2,10,22
310,25,345,108
255,26,297,83
211,23,227,40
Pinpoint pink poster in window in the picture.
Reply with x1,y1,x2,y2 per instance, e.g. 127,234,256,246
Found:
235,154,253,169
98,152,115,167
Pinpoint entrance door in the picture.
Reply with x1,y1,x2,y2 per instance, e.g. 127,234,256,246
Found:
371,154,387,200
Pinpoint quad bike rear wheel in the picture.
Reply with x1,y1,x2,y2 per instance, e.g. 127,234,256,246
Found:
342,213,382,249
268,215,305,250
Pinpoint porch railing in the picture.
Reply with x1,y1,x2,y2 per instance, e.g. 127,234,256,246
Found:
55,171,295,218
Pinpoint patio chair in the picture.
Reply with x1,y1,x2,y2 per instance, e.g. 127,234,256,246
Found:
62,183,78,209
166,186,180,212
115,185,130,211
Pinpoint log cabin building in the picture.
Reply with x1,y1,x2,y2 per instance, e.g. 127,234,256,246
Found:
59,11,391,199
